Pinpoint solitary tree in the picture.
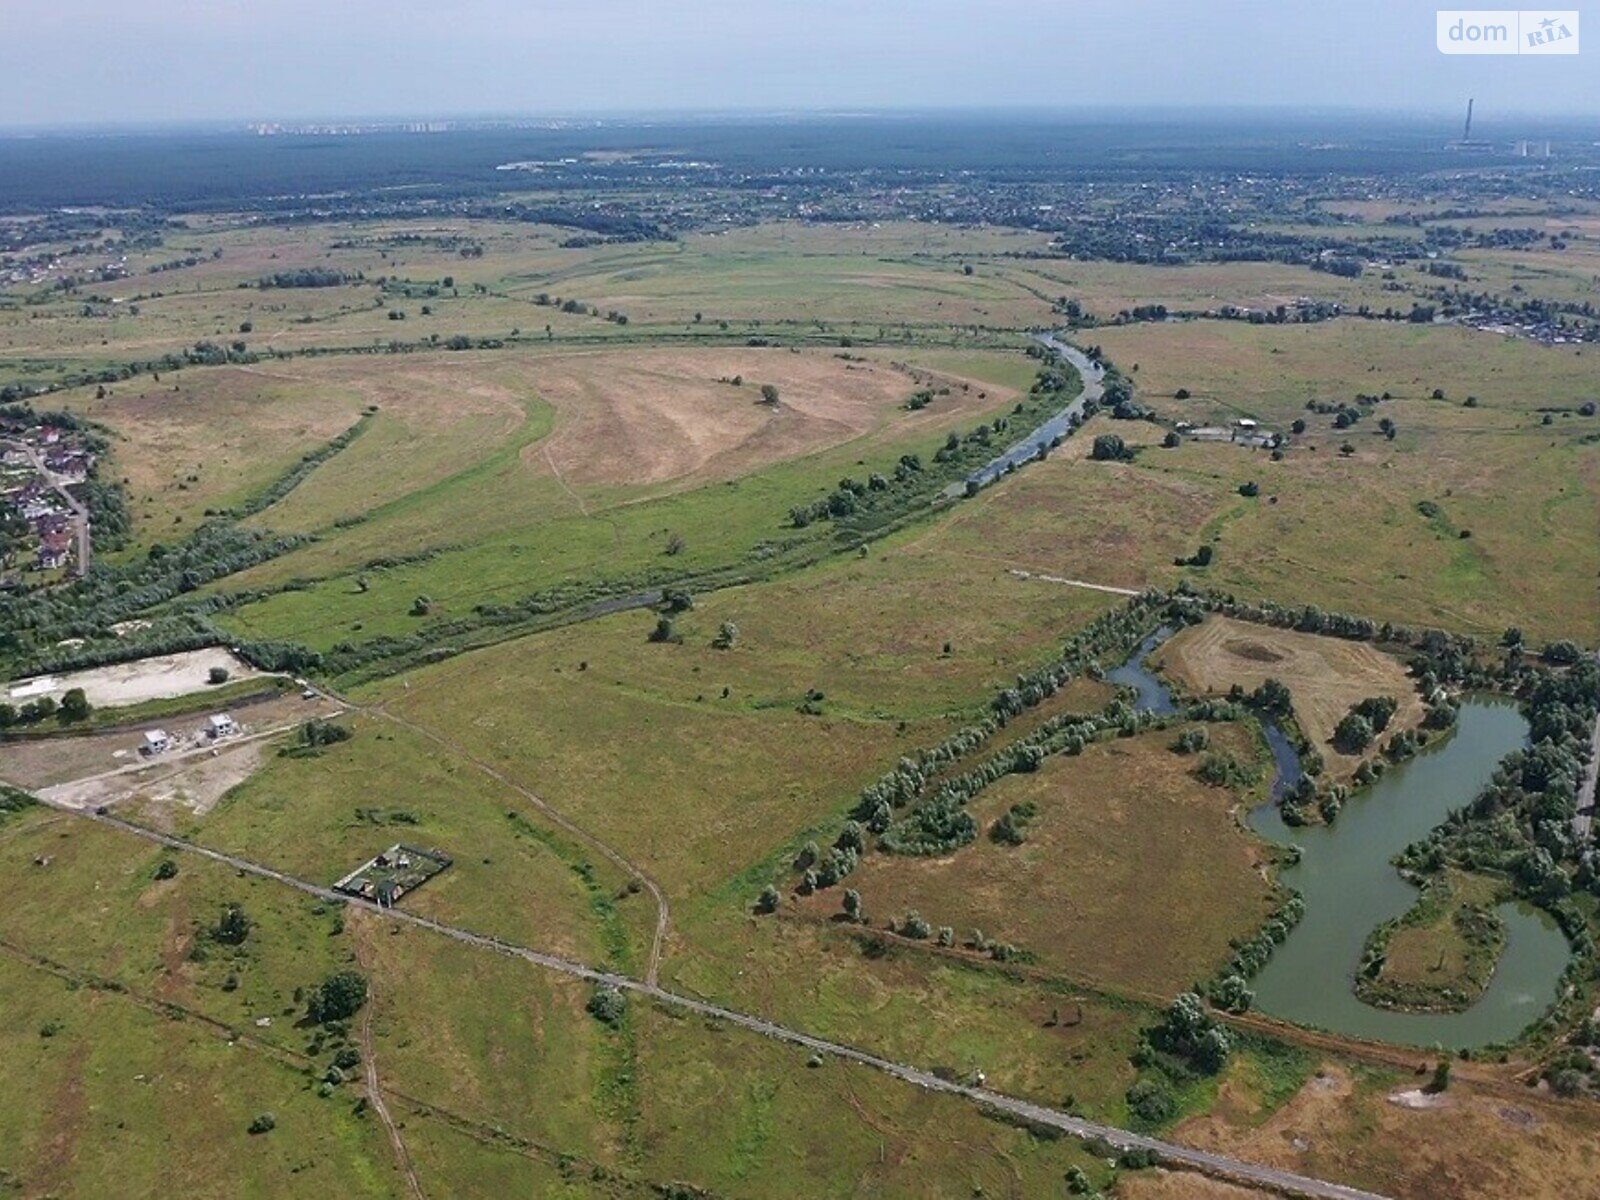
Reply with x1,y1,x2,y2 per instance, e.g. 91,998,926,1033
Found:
1090,434,1132,462
58,688,91,723
759,384,780,405
209,903,252,946
307,971,367,1024
587,985,626,1026
842,889,863,922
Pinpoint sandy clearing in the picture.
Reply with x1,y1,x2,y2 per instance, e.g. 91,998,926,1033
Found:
523,347,1015,487
116,738,274,821
1,691,332,794
6,648,264,709
1155,616,1426,778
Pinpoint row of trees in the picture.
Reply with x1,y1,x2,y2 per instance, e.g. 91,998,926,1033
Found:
755,594,1180,909
0,687,91,729
255,268,357,289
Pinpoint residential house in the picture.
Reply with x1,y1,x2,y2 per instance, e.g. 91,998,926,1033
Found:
36,531,71,570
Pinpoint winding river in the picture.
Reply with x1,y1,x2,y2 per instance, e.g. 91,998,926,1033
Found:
942,332,1106,498
1112,637,1571,1049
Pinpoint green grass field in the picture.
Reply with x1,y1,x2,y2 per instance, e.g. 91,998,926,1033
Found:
7,209,1600,1199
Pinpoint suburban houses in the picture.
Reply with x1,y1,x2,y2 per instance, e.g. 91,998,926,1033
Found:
0,418,97,584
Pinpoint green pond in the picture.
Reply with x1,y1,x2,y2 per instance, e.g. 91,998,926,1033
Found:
1246,699,1570,1049
1112,632,1571,1049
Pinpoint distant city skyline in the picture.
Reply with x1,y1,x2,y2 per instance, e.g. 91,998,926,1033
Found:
1,0,1595,129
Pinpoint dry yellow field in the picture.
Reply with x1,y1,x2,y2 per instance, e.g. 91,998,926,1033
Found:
795,723,1276,996
523,345,1014,487
1156,616,1425,777
1172,1065,1600,1200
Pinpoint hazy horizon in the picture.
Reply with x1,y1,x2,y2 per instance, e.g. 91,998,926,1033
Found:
3,104,1595,138
2,0,1595,130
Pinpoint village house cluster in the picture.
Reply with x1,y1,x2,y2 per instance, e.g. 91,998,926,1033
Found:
0,420,94,583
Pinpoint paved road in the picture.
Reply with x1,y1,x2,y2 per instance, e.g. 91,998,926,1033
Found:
1573,651,1600,845
46,800,1387,1200
941,331,1106,500
1,438,91,577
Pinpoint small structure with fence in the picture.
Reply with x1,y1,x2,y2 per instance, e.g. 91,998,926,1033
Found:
332,844,452,907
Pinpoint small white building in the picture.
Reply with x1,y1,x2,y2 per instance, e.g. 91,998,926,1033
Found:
143,730,173,755
1235,418,1259,430
207,714,237,738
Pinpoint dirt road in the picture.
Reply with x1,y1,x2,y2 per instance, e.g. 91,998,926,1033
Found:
42,799,1388,1200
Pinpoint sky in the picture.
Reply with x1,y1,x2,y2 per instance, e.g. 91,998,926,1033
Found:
0,0,1594,127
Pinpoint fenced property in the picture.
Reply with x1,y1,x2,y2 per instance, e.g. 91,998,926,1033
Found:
332,843,451,906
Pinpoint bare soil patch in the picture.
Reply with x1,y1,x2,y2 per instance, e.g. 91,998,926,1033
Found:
0,690,316,791
3,692,336,814
1223,638,1287,665
5,648,263,710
